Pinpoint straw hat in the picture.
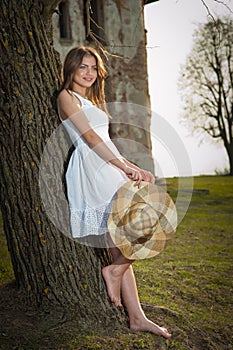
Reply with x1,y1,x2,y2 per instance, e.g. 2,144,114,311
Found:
107,180,177,260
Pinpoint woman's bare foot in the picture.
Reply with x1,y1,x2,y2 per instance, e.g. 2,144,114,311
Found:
130,316,171,339
102,265,123,307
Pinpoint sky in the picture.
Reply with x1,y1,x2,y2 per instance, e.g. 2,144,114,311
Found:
144,0,232,177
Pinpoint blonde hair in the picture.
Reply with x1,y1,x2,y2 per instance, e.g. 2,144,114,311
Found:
61,46,108,107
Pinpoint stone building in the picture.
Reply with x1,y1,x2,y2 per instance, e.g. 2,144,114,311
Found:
52,0,158,173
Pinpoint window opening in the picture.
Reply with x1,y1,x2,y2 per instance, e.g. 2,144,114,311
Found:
59,1,72,40
84,0,105,44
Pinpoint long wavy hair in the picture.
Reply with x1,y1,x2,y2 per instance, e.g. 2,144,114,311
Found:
60,46,108,108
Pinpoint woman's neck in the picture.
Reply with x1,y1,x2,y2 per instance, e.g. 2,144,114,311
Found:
71,87,86,98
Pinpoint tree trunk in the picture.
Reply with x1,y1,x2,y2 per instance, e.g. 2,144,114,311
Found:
0,0,126,325
225,142,233,175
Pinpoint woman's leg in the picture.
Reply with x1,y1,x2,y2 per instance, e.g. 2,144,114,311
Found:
103,245,171,339
121,265,171,338
102,246,133,307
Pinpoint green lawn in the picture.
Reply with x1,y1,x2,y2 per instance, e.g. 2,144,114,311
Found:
0,176,233,349
134,176,233,348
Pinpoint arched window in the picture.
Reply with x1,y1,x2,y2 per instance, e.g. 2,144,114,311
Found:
59,0,72,41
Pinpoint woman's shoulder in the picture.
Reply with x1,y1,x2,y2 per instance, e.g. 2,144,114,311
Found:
57,89,83,120
58,89,82,108
57,89,69,105
58,89,72,102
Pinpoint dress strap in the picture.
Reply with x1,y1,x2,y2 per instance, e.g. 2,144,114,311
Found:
69,91,93,109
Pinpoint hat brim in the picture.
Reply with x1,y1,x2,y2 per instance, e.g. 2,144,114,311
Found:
107,180,177,260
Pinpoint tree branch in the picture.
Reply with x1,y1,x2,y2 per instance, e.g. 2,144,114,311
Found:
200,0,216,21
226,41,233,96
213,0,233,14
202,125,221,138
200,0,233,19
193,63,219,104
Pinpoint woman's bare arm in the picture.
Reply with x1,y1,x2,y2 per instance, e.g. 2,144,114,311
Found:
58,90,143,185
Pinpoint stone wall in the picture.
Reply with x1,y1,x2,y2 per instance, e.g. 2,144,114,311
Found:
52,0,155,173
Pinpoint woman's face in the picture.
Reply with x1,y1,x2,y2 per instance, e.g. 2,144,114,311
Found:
73,54,98,90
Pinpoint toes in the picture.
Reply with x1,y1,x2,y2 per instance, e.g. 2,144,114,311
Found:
108,290,122,307
111,295,122,307
117,298,122,307
112,297,122,307
160,327,171,338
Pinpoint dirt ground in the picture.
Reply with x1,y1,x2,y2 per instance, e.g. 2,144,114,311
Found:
0,281,230,350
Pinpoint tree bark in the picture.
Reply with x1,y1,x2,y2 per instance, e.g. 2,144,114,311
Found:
225,142,233,175
0,0,126,326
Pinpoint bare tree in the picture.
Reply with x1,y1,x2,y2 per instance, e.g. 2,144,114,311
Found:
178,16,233,175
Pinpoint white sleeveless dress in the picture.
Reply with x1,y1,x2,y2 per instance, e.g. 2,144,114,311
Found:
60,92,129,238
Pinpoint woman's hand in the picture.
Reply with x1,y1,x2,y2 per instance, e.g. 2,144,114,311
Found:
122,158,155,187
139,169,155,184
124,166,155,188
124,166,143,188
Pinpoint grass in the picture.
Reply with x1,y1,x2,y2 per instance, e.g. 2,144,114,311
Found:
134,175,233,348
0,176,233,349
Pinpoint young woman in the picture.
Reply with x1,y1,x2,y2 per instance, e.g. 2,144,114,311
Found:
57,46,171,339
